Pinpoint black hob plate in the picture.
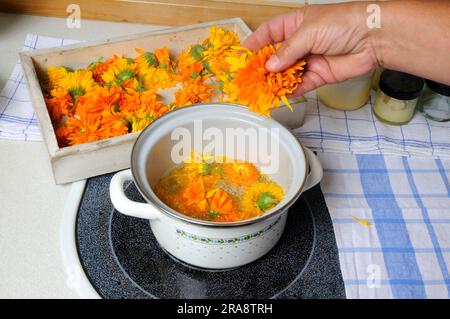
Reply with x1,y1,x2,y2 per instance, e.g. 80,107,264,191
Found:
76,173,345,299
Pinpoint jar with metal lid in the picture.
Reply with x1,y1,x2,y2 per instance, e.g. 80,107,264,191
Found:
373,70,424,125
417,80,450,122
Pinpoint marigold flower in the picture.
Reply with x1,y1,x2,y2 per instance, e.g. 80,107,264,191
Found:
56,69,95,101
75,85,122,116
56,113,128,146
202,26,241,61
223,162,260,187
47,66,72,88
141,67,176,90
175,48,205,82
46,27,306,150
232,44,306,116
174,78,215,107
179,179,209,217
241,182,284,218
134,48,158,73
205,188,239,221
45,88,74,122
101,56,137,88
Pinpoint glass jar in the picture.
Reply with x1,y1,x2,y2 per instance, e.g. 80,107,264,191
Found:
417,80,450,122
317,71,374,111
373,70,424,125
372,67,383,91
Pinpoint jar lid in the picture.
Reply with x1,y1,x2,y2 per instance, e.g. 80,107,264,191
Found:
379,70,424,100
425,79,450,97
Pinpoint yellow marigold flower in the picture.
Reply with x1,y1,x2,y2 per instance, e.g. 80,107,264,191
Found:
134,47,176,90
224,52,250,72
58,69,95,100
134,48,158,73
47,66,72,88
183,151,225,180
128,114,153,133
202,26,241,60
101,57,137,88
241,182,284,217
141,67,176,90
221,81,239,103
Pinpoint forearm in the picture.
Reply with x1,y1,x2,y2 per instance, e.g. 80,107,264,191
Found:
369,0,450,85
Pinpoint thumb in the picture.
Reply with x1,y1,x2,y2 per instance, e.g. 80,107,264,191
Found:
265,30,311,73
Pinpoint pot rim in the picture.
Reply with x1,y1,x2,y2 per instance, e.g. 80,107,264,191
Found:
130,102,307,228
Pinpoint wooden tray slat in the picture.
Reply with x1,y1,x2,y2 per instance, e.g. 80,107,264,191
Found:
0,0,304,30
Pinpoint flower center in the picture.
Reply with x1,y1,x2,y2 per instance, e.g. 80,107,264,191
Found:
207,210,219,220
191,44,205,61
69,87,85,100
257,192,278,211
143,52,158,67
117,69,134,82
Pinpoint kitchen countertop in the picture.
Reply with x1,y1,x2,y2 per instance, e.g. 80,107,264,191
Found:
0,12,167,298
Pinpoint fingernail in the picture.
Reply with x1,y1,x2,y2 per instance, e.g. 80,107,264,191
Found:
266,55,280,70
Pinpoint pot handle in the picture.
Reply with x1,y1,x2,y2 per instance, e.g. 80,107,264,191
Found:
302,147,323,192
110,169,160,220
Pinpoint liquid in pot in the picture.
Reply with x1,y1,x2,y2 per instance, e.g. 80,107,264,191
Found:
153,151,285,222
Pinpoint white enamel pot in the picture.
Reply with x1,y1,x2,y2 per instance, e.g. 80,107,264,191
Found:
110,103,322,270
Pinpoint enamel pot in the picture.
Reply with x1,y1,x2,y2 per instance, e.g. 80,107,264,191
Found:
110,103,322,269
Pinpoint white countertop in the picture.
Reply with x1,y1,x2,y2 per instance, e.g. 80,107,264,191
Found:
0,13,167,298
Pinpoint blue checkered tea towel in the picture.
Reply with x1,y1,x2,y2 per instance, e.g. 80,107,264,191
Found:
0,34,80,141
318,152,450,298
295,92,450,158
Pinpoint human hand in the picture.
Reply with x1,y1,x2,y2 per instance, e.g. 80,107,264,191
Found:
243,2,379,95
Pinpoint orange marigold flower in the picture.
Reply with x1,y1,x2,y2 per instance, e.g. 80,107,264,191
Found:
154,47,172,70
45,87,74,122
179,179,209,217
205,188,239,221
232,44,306,116
223,162,260,187
75,85,122,116
174,78,215,107
56,113,128,146
175,48,205,82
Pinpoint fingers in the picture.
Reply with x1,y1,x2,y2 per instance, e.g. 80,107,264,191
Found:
243,10,304,51
265,28,311,73
291,71,327,96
